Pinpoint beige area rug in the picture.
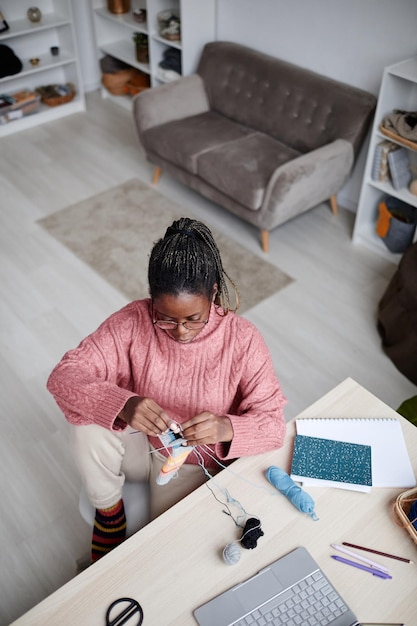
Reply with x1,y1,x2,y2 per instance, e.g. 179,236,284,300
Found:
38,179,293,313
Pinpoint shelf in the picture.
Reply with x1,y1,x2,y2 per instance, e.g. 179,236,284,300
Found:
98,40,150,75
353,55,417,261
0,95,85,137
0,13,70,40
0,0,85,136
95,7,146,32
92,0,215,93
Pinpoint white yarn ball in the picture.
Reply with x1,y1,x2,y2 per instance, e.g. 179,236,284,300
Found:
223,542,241,565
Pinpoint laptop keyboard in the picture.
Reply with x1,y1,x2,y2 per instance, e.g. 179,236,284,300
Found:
234,570,348,626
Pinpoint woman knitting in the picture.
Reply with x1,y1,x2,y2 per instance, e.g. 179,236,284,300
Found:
47,217,287,562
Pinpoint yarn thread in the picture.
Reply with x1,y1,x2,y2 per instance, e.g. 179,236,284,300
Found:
266,466,319,521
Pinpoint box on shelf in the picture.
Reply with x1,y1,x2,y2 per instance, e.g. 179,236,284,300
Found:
0,89,41,124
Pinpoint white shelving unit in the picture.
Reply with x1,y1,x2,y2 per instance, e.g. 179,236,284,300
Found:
91,0,216,110
0,0,85,137
353,56,417,262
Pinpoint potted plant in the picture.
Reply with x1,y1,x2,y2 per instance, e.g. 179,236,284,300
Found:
132,32,149,64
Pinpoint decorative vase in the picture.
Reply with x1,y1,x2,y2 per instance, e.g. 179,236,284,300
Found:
107,0,130,14
27,7,42,23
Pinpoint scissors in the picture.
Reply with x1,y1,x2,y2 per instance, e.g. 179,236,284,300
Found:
106,597,144,626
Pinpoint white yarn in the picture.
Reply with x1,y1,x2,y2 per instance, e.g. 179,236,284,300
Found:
223,542,241,565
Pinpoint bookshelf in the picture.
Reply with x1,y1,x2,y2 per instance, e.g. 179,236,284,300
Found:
0,0,85,137
353,56,417,262
91,0,216,111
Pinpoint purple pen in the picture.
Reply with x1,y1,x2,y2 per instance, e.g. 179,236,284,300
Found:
331,555,392,579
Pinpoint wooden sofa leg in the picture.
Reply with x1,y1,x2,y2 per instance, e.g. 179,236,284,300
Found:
261,229,269,253
330,194,338,215
152,166,162,186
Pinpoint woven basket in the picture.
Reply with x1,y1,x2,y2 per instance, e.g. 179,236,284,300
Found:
393,487,417,545
102,69,137,95
36,83,76,107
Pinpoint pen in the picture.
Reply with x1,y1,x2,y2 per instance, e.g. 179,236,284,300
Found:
331,555,392,579
342,541,413,564
331,543,391,575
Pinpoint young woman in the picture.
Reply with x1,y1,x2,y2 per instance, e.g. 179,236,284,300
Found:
47,217,287,561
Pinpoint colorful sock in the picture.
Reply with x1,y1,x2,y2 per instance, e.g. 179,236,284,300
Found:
91,499,126,562
156,446,194,485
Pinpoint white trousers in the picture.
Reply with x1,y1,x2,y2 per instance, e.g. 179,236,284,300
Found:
70,424,211,519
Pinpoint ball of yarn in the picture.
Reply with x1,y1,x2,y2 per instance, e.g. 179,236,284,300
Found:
241,517,264,549
223,542,241,565
266,466,319,521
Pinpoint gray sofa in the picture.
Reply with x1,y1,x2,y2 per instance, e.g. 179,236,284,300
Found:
133,42,376,251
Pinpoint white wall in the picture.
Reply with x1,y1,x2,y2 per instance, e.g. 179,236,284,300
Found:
216,0,417,211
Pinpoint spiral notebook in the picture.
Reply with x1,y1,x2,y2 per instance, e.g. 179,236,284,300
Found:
293,417,416,490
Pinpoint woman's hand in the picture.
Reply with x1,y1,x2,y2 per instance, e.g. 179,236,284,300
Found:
181,412,233,446
119,396,172,436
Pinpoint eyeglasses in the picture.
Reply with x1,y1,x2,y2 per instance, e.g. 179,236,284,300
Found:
152,319,208,331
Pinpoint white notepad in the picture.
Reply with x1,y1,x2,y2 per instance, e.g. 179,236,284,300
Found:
294,417,416,489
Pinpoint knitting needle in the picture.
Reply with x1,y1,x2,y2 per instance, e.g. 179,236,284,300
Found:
331,544,391,575
342,541,414,564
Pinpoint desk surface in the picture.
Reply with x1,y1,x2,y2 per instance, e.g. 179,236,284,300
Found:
13,378,417,625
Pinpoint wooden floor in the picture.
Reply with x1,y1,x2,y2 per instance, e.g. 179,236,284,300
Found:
1,91,416,625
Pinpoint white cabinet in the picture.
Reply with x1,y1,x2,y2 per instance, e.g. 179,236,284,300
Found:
0,0,85,137
353,56,417,261
92,0,216,110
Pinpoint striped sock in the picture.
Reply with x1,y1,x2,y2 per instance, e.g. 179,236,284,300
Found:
91,499,126,562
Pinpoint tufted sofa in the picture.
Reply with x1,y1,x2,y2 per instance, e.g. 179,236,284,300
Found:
133,41,376,251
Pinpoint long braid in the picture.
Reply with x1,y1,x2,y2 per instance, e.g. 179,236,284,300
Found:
148,217,239,313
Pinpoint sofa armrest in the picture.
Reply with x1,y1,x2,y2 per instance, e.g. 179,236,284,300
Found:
132,74,210,137
261,139,354,229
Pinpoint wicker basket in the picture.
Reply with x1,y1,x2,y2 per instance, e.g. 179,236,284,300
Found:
393,487,417,545
36,83,76,107
102,69,137,95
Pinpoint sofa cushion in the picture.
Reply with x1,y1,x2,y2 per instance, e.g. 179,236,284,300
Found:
197,133,300,211
142,111,255,175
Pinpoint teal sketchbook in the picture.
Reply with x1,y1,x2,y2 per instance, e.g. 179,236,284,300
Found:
291,434,372,492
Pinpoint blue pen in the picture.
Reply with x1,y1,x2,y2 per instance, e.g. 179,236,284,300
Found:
331,555,392,579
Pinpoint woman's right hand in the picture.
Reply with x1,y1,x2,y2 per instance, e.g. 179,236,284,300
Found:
119,396,171,436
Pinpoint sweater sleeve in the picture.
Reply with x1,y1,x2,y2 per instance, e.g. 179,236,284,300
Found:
215,324,287,460
46,304,140,430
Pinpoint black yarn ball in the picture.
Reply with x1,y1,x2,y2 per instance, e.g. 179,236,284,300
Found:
241,517,264,549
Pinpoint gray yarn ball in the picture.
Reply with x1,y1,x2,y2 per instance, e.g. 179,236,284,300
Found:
223,542,241,565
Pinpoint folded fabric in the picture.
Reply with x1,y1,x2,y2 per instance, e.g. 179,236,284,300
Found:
382,109,417,142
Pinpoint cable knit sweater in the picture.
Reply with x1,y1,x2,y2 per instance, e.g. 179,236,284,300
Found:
47,299,286,469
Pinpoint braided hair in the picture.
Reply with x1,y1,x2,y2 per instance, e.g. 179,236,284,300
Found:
148,217,239,313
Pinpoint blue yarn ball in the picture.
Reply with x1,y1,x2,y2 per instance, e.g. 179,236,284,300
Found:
223,542,241,565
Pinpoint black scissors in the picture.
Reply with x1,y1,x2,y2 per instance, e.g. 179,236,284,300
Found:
106,597,144,626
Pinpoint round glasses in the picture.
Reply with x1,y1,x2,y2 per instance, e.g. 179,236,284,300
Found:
153,319,208,331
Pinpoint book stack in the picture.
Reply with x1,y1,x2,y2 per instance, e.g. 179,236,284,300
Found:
372,140,412,189
388,147,412,189
371,140,399,182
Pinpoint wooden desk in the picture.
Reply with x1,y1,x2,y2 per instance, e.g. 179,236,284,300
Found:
12,378,417,625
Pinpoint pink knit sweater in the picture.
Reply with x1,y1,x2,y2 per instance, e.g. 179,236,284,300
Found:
47,299,286,469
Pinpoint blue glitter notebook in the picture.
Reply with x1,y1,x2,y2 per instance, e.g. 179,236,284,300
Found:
291,434,372,492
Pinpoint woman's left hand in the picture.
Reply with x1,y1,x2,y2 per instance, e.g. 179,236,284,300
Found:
181,412,233,446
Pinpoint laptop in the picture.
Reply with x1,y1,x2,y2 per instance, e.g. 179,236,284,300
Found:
194,546,359,626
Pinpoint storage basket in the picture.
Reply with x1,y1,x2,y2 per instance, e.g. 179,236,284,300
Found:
36,83,76,107
102,69,137,95
393,487,417,545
